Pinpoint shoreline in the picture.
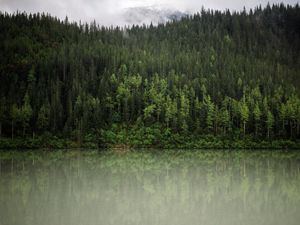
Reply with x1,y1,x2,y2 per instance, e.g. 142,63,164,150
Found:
0,136,299,150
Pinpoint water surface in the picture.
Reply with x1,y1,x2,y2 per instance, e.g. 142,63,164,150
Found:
0,149,300,225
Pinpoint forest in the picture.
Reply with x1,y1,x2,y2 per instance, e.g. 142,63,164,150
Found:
0,3,300,149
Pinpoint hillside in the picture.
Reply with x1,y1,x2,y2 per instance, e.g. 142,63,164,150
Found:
0,4,300,148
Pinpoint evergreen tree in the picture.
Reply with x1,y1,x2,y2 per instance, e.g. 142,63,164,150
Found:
20,93,33,136
204,95,215,133
240,96,249,137
266,110,274,139
0,5,299,142
253,102,262,137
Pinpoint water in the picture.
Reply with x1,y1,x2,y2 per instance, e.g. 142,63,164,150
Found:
0,149,300,225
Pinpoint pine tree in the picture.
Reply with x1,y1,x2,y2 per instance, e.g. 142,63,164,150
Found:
0,97,6,138
37,102,50,132
266,110,274,139
164,95,177,128
179,93,190,132
253,102,261,137
204,95,215,132
221,108,230,135
239,97,249,137
20,93,33,136
10,104,20,140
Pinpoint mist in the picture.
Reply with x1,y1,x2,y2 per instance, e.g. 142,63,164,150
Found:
0,0,299,25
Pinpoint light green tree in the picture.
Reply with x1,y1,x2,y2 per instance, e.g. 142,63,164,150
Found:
164,95,177,128
221,108,230,135
239,98,249,137
194,97,202,132
279,103,287,135
266,110,274,139
285,95,299,138
144,105,156,120
253,102,261,136
204,95,215,132
179,93,190,132
116,82,130,122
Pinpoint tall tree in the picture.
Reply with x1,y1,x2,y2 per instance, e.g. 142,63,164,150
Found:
239,97,249,137
266,110,274,139
20,93,33,137
253,102,262,137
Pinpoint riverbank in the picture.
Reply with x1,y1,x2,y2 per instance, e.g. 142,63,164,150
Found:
0,132,299,150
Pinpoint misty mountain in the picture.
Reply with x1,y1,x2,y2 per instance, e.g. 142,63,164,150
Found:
0,4,300,145
122,6,187,25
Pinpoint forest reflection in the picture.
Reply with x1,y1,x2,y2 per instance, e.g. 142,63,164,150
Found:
0,150,300,225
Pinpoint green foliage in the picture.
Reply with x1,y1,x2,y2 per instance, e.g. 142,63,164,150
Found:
204,95,215,132
164,95,177,127
220,108,230,134
143,105,156,120
0,5,300,145
20,93,32,136
253,102,261,136
37,102,50,131
179,92,189,132
266,110,274,138
239,97,249,136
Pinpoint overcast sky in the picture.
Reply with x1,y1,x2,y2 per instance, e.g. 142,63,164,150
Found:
0,0,299,25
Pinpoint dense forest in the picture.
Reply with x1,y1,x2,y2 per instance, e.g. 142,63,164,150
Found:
0,3,300,148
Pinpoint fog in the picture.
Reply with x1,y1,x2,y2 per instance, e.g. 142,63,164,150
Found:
0,1,299,26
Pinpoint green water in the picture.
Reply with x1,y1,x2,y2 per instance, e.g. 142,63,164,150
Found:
0,150,300,225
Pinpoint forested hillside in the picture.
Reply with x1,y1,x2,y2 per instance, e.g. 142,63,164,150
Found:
0,4,300,148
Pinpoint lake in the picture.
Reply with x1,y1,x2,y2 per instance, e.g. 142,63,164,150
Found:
0,149,300,225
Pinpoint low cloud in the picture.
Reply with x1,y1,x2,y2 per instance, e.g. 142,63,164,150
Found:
0,0,299,25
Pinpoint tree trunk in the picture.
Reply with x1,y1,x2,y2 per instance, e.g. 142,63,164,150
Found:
11,121,14,140
0,122,2,139
77,119,82,145
23,124,26,137
243,121,246,137
255,124,258,137
290,121,293,138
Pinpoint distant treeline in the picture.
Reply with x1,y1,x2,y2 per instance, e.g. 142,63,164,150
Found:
0,3,300,145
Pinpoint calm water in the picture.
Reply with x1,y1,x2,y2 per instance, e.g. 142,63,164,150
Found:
0,149,300,225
